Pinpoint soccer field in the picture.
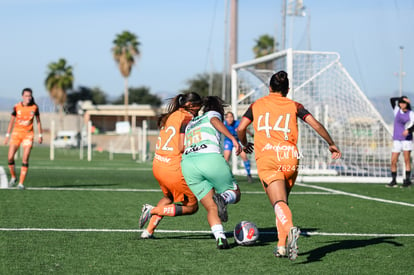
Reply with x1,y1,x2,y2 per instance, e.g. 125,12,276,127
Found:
0,146,413,274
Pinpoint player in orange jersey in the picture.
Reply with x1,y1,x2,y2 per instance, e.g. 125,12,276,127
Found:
139,92,203,239
237,71,341,260
4,88,43,190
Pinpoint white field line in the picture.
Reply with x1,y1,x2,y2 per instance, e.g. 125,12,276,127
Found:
30,166,152,171
0,227,412,237
296,182,414,207
2,185,413,237
17,187,333,195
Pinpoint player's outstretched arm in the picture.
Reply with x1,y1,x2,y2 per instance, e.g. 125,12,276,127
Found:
304,114,341,159
237,117,254,154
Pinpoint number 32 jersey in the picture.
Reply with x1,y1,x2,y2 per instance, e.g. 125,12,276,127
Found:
242,93,311,161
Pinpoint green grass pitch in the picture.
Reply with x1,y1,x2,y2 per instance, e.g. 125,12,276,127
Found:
0,146,413,274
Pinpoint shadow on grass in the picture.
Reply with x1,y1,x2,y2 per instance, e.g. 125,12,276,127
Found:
299,237,403,264
254,227,319,247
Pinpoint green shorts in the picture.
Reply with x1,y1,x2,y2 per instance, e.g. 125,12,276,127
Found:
181,153,238,201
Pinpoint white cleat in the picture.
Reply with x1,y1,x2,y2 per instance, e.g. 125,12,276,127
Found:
287,226,300,261
8,178,17,188
139,204,154,229
140,230,155,239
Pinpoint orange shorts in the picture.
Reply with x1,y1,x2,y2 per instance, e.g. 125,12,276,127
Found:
152,160,197,206
10,131,34,147
256,156,299,189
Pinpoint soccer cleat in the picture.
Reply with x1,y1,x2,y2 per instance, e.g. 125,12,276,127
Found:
8,178,17,188
17,184,25,190
273,246,286,258
401,179,412,188
139,204,154,229
216,237,230,249
287,227,300,261
386,180,398,188
213,194,228,222
247,175,253,183
140,230,155,239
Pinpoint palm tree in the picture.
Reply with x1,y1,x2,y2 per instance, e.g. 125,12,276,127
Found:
45,58,74,126
112,30,140,120
253,34,276,70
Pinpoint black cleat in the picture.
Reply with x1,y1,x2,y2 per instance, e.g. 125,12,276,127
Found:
213,194,228,222
216,237,230,249
401,179,412,188
386,180,398,188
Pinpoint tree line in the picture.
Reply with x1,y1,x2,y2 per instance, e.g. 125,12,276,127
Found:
45,31,276,115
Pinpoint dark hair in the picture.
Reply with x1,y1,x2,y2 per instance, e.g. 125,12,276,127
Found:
22,87,36,106
269,71,289,96
158,92,202,127
399,95,411,110
202,96,228,120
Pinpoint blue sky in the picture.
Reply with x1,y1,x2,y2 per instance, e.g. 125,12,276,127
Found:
0,0,413,102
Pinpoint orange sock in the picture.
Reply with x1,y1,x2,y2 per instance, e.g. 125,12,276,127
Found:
19,165,28,184
146,215,163,234
274,201,293,247
8,164,16,179
154,205,177,217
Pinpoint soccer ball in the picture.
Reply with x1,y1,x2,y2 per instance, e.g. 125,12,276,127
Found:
233,221,259,245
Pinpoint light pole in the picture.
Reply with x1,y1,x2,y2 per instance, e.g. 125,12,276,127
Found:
399,46,405,97
281,0,306,50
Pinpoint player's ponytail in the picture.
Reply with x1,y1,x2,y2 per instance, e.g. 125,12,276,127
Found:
157,92,203,128
158,94,184,128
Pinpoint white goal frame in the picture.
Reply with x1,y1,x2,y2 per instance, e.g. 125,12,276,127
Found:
231,48,397,183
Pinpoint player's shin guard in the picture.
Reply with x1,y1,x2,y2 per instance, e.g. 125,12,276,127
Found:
8,161,16,179
155,204,183,217
19,163,29,184
274,201,293,247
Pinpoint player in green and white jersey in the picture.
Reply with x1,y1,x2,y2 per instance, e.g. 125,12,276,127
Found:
181,96,242,249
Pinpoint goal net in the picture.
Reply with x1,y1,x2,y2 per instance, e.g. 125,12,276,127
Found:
231,48,395,183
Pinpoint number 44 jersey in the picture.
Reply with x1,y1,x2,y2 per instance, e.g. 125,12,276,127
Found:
242,93,311,161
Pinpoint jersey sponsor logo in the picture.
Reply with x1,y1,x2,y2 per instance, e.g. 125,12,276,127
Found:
261,143,303,161
184,144,208,155
17,119,32,126
154,153,171,163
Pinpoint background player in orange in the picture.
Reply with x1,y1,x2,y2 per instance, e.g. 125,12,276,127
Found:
4,88,43,190
237,71,341,260
139,92,203,239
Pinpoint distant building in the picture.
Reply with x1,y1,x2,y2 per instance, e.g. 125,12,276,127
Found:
78,101,160,133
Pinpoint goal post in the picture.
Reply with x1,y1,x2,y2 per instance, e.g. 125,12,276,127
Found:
231,48,397,183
